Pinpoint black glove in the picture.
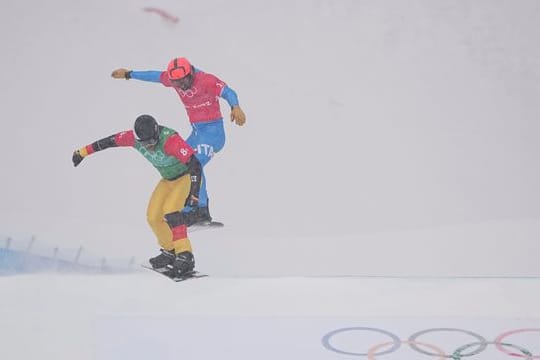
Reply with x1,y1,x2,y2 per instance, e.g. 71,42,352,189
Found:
72,150,84,167
185,194,199,208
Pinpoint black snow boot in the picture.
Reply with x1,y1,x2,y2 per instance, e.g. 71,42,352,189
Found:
172,251,195,276
186,202,212,227
194,206,212,224
149,249,175,270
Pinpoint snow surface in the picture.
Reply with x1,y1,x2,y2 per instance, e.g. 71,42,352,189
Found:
1,0,540,358
1,273,539,359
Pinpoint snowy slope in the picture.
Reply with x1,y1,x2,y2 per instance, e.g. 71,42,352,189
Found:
1,273,539,359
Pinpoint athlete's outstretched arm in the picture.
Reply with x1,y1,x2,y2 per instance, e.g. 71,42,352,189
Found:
221,86,246,126
72,130,135,167
111,68,162,83
220,86,239,108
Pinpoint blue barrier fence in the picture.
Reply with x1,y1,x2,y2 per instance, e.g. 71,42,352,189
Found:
0,236,137,274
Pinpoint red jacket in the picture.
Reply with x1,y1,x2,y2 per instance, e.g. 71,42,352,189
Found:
160,70,226,123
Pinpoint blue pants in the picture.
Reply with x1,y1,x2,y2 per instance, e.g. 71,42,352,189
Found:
184,119,225,208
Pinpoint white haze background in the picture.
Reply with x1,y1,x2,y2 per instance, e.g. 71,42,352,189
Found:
1,1,540,359
1,0,540,276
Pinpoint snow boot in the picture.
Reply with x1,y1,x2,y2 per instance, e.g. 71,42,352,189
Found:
186,204,212,227
171,251,195,276
149,249,175,270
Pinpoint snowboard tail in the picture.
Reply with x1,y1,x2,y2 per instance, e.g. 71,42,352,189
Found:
189,221,224,233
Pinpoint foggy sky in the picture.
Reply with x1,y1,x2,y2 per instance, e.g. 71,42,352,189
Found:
1,0,539,276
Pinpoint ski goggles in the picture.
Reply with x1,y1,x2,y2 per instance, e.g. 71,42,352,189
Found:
136,134,159,147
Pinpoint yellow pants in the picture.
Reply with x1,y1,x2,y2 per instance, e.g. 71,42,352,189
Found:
146,175,192,254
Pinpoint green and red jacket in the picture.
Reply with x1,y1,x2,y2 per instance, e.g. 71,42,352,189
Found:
79,126,202,195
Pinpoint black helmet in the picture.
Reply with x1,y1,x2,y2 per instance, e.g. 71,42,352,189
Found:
134,114,159,145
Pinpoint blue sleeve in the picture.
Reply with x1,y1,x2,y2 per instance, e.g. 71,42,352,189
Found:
220,86,239,108
130,71,162,83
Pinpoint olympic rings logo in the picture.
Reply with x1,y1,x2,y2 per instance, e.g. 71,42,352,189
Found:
321,327,540,359
177,86,198,98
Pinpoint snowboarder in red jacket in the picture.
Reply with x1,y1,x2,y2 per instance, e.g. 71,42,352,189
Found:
111,57,246,226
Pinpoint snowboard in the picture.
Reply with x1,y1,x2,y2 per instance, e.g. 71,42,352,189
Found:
141,264,208,282
189,221,224,233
